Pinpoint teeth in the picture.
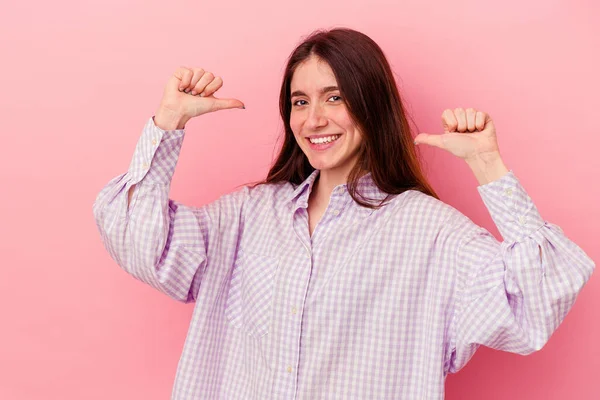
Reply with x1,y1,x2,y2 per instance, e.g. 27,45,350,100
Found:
309,135,341,144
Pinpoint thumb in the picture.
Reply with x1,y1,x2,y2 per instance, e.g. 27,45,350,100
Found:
413,133,446,149
210,97,245,111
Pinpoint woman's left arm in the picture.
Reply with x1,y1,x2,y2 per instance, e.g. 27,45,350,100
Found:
446,168,595,373
415,108,595,373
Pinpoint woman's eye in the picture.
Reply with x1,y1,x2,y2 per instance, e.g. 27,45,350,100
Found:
292,96,341,106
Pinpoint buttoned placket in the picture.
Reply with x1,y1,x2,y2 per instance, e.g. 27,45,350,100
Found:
275,185,348,399
271,202,311,400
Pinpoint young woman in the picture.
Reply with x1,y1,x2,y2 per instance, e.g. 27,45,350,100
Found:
93,28,595,399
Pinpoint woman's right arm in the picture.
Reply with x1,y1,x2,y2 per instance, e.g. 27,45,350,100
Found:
92,67,246,303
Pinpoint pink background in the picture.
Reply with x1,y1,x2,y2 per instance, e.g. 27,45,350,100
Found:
1,0,598,398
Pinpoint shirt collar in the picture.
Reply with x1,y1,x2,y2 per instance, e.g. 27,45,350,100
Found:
287,170,388,210
287,169,320,205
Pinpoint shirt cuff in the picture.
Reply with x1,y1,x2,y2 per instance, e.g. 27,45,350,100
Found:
476,170,546,243
126,116,186,185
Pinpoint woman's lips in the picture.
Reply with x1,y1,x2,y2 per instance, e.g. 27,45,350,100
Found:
306,135,342,151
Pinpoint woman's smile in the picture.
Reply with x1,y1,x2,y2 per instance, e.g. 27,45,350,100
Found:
306,134,342,151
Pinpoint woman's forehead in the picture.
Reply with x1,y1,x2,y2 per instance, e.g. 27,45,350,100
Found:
291,59,338,93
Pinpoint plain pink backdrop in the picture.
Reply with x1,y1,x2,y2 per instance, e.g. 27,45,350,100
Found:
1,0,598,399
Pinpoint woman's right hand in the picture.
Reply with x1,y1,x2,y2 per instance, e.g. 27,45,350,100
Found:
155,66,245,130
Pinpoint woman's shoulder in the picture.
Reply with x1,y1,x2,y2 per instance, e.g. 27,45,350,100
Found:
245,180,293,201
392,188,453,214
219,180,295,212
216,180,289,200
394,189,476,230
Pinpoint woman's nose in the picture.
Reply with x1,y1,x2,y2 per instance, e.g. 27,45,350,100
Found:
307,105,328,129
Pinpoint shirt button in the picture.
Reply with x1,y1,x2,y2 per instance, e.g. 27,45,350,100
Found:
287,365,293,373
518,216,526,225
505,188,513,196
151,138,158,146
142,162,149,169
291,307,297,315
332,209,340,216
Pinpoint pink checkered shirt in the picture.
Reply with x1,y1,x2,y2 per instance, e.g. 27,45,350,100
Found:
93,116,595,399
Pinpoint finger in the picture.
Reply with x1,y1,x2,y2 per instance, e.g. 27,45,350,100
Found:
466,108,477,132
413,133,446,149
199,76,223,97
210,97,245,111
191,71,214,95
475,111,487,131
175,66,193,91
454,108,467,132
441,109,458,133
188,67,206,94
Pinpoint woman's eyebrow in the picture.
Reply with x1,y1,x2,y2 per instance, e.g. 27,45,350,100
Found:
290,86,339,98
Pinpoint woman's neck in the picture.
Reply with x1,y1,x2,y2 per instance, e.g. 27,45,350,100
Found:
310,167,368,205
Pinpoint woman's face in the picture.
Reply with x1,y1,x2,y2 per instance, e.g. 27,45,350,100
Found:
289,56,363,179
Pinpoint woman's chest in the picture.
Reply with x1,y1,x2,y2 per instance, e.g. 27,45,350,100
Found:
231,203,456,329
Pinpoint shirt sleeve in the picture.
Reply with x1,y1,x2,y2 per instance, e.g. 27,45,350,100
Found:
92,116,248,303
445,170,595,373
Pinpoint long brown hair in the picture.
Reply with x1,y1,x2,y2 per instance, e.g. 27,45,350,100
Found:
250,27,439,208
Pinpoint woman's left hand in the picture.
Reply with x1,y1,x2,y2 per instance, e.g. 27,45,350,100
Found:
413,108,500,162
